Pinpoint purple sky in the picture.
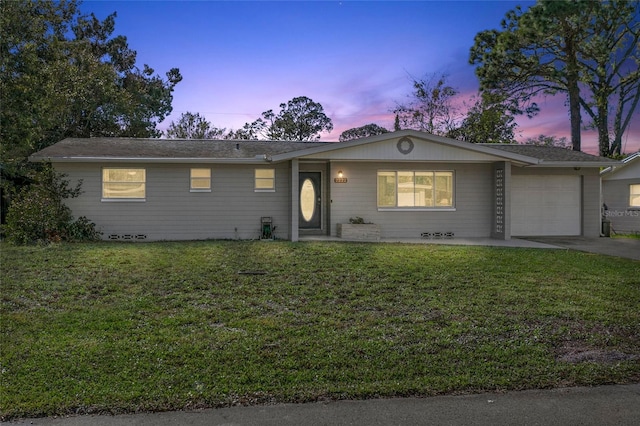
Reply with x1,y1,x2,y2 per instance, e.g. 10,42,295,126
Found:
83,0,639,154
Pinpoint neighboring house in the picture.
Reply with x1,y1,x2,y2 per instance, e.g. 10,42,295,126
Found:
29,130,618,242
601,152,640,234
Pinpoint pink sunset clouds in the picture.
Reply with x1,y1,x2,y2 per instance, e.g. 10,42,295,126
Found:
81,1,638,154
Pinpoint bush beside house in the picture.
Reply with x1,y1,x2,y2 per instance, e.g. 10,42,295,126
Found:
2,166,101,244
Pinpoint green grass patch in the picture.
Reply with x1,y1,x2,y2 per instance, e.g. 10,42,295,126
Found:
613,233,640,239
1,241,639,419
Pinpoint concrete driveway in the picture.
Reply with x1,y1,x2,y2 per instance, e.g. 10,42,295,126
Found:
525,236,640,260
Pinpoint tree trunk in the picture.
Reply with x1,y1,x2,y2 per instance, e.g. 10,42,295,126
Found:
568,83,582,152
596,105,610,158
565,33,582,152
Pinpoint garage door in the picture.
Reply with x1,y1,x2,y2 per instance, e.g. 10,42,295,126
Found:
511,175,581,236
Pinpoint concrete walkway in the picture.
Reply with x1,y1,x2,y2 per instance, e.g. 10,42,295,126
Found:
6,384,640,426
301,235,640,260
301,236,561,249
525,236,640,260
382,237,560,249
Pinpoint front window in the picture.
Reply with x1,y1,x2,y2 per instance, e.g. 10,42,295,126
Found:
630,184,640,207
255,169,275,191
190,168,211,191
377,171,453,208
102,168,145,199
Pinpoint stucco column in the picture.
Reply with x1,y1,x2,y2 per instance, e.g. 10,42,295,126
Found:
290,159,299,242
492,161,511,240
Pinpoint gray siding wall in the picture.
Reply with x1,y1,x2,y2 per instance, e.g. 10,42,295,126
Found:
55,162,291,241
328,162,494,238
603,178,640,233
511,167,601,237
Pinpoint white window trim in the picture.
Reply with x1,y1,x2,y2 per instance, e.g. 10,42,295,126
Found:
377,170,455,210
630,184,640,208
101,167,146,201
378,207,457,212
255,169,276,192
101,198,147,202
190,168,212,192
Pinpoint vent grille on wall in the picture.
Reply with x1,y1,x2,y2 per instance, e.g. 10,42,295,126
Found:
421,232,454,239
107,234,147,241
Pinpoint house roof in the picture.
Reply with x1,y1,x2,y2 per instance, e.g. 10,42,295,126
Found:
477,144,618,166
269,130,541,165
29,137,329,163
600,151,640,176
29,131,619,167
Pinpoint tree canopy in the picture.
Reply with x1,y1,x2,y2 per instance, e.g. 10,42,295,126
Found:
165,112,226,139
339,123,389,142
447,93,519,144
393,73,459,136
523,134,571,149
0,0,182,192
230,96,333,141
470,0,639,155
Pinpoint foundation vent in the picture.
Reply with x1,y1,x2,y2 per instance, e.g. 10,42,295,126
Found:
421,231,454,239
107,234,148,241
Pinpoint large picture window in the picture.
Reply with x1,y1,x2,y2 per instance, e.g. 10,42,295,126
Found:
630,184,640,207
255,169,275,191
102,168,146,199
378,171,453,208
190,168,211,191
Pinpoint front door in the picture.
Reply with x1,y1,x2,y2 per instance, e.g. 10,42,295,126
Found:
299,172,321,229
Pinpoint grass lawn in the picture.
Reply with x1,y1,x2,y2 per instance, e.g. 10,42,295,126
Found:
613,233,640,239
1,241,639,420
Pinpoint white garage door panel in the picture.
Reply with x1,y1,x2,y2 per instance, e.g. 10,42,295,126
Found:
512,175,581,236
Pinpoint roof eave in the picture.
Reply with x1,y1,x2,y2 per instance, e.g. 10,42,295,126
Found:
601,152,640,175
29,156,274,164
531,160,620,168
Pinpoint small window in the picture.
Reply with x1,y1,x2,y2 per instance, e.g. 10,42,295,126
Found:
190,168,211,191
377,171,454,208
102,168,145,199
630,184,640,207
255,169,275,191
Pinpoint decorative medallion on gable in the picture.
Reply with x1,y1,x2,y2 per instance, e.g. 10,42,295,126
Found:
397,137,414,155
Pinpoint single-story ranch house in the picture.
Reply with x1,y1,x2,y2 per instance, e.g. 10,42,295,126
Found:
601,152,640,234
30,130,618,242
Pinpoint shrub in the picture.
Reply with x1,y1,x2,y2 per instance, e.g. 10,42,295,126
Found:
3,165,101,244
67,216,102,242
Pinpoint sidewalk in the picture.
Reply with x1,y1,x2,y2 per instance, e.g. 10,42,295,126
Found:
6,384,640,426
525,236,640,260
301,236,561,249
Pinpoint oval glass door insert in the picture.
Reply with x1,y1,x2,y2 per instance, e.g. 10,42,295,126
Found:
300,178,316,222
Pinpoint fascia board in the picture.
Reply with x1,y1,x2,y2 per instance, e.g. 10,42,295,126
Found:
29,156,274,165
531,160,621,168
601,152,640,175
